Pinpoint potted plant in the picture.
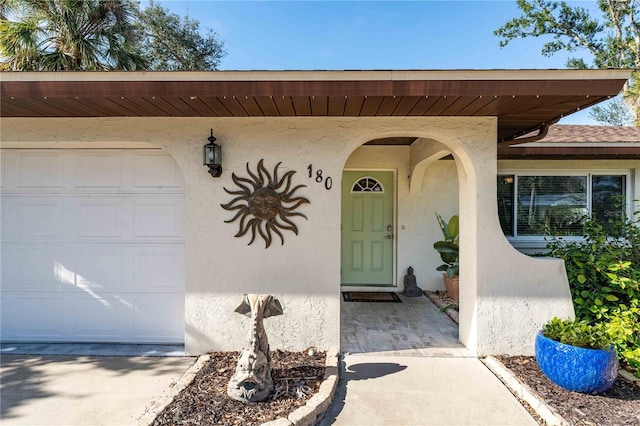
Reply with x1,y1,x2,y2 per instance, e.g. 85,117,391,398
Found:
535,317,618,394
433,213,459,302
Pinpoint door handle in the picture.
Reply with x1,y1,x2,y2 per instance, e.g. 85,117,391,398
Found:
385,234,393,239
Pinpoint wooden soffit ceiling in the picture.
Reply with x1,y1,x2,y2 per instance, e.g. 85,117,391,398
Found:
0,70,630,142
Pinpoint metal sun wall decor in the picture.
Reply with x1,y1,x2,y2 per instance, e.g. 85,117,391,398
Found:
221,160,310,248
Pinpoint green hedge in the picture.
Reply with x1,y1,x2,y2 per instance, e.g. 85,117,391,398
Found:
546,201,640,378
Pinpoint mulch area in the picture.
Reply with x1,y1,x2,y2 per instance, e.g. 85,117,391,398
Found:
151,350,326,426
496,355,640,425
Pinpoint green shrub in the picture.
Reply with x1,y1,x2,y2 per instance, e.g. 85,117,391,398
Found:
546,200,640,377
605,307,640,374
542,317,612,350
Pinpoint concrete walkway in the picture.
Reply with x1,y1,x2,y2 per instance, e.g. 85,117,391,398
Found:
319,354,537,426
0,354,195,425
319,294,538,425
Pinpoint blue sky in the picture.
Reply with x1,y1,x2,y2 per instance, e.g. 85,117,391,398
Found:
157,0,607,124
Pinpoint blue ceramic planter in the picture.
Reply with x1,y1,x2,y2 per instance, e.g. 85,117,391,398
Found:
535,331,618,394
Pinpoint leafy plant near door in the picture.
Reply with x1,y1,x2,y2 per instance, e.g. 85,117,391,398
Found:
434,213,459,301
545,199,640,378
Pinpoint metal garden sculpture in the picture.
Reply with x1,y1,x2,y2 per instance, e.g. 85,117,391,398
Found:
227,294,284,403
221,160,310,248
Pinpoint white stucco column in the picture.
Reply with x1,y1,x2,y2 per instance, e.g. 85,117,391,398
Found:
452,120,575,356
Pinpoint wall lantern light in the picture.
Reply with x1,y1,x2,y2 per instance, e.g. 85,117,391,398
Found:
203,129,222,178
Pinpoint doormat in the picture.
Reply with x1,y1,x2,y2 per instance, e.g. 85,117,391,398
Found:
342,292,402,303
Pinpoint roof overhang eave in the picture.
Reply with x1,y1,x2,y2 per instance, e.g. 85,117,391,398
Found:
0,68,632,83
1,69,631,144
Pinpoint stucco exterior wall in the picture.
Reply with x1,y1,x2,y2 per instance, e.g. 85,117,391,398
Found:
2,116,579,356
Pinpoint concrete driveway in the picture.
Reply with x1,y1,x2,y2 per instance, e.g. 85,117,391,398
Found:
1,354,195,425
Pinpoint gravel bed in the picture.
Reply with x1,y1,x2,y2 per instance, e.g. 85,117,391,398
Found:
152,350,325,426
496,355,640,426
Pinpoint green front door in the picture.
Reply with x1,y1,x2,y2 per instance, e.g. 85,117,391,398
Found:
341,171,394,286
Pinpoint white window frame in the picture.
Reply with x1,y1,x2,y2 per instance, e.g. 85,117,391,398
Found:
498,170,632,245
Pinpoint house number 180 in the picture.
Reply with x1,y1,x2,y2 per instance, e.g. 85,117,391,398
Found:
307,164,332,190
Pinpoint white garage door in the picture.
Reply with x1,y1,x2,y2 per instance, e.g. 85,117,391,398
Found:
0,149,185,343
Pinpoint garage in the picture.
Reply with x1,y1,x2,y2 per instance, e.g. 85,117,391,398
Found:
0,149,185,344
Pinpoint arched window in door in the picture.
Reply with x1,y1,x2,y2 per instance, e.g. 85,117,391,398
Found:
351,177,384,193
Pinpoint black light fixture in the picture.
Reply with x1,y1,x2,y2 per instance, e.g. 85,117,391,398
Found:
203,129,222,177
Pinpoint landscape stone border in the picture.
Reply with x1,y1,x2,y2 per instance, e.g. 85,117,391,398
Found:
483,356,569,426
424,290,459,324
137,354,210,426
262,353,339,426
137,353,339,426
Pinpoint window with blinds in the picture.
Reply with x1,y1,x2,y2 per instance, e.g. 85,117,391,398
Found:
497,173,627,238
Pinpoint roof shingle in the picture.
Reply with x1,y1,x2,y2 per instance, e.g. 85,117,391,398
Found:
541,125,640,143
